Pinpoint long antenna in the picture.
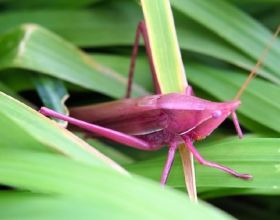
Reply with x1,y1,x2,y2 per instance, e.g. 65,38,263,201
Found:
234,25,280,100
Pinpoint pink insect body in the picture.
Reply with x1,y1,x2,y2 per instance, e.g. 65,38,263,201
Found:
40,90,248,184
40,21,280,185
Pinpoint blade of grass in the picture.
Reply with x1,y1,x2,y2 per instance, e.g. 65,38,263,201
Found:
0,25,147,98
141,0,196,201
171,0,280,79
174,15,279,84
141,0,187,92
32,75,69,126
0,149,233,220
0,92,126,173
2,0,100,9
0,3,277,84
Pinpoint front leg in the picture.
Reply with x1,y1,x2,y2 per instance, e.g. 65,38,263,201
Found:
39,107,158,151
231,111,243,138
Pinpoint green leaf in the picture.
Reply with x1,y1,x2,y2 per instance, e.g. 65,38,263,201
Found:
225,0,280,5
0,149,233,220
174,16,279,84
0,4,141,47
172,0,280,80
33,75,69,126
2,0,100,9
0,92,125,173
0,24,147,98
141,0,187,92
0,4,277,83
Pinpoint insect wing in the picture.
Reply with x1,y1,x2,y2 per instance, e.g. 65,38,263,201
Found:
70,95,168,135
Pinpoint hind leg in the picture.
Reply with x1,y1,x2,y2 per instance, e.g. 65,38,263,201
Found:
182,135,252,179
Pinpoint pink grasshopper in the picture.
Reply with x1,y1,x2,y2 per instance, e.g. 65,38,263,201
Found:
39,21,279,185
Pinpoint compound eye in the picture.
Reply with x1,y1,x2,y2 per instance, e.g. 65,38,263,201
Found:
212,110,222,119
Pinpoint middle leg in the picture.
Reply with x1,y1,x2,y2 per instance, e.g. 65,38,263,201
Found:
231,111,243,139
160,142,177,185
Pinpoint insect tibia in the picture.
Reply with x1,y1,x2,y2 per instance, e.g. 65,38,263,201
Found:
234,25,280,100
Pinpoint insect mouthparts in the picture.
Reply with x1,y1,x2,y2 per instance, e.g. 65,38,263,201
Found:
212,110,222,119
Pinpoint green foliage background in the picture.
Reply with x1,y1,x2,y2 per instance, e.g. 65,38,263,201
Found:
0,0,279,219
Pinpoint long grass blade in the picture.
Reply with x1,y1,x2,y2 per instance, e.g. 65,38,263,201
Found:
0,149,233,220
0,25,147,98
141,0,196,201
